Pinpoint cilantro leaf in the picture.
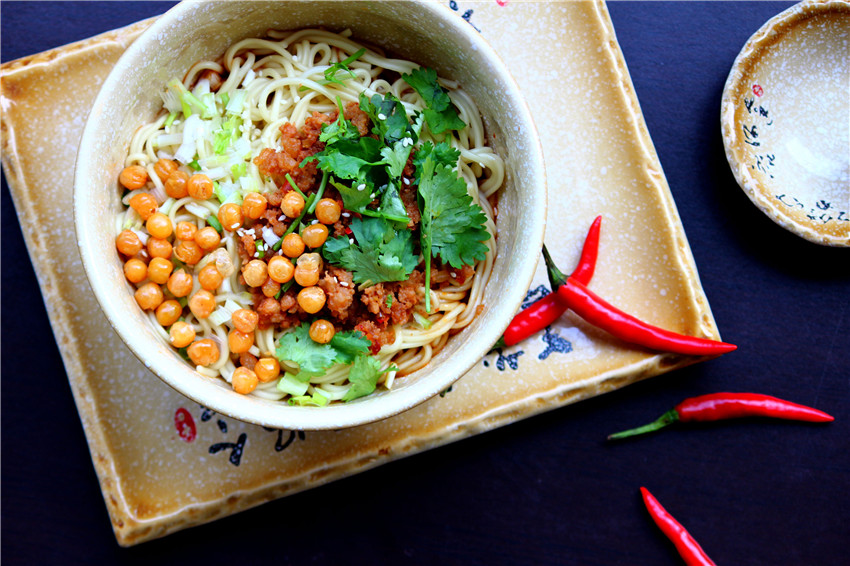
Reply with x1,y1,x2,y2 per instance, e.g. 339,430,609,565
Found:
323,217,418,285
413,141,460,176
377,183,410,224
330,330,372,364
331,178,374,212
402,67,466,134
381,142,412,179
342,355,392,402
323,48,366,86
418,156,490,269
275,323,337,380
318,99,361,145
359,92,419,145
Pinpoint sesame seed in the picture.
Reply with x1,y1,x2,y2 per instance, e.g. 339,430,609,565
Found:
341,212,351,218
357,183,366,191
377,113,387,120
231,223,240,229
403,178,410,185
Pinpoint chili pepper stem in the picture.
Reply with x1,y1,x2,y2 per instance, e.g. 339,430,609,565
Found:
608,409,680,440
542,244,568,291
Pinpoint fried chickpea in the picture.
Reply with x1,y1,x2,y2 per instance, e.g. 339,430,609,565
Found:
309,319,336,344
134,282,163,310
188,289,216,319
123,258,148,283
217,203,243,231
187,173,214,200
147,257,174,284
228,329,254,354
164,170,189,199
194,226,221,251
198,263,223,291
147,237,173,259
267,255,294,283
242,259,268,287
254,357,280,383
315,198,342,224
231,367,258,395
231,309,259,334
119,165,148,190
280,233,305,258
169,321,196,348
262,277,280,298
155,299,182,327
187,338,220,366
128,192,157,220
294,252,323,287
174,239,203,265
145,212,173,240
297,286,326,314
116,230,143,256
242,192,268,219
302,223,329,248
174,221,197,241
153,158,178,181
280,190,305,218
167,269,193,298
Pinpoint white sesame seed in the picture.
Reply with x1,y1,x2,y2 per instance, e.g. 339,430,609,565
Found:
357,183,366,191
231,223,240,229
377,113,387,120
340,281,349,287
403,178,410,185
341,212,351,218
349,238,354,244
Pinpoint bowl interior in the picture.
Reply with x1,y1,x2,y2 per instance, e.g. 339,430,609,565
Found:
721,0,850,247
74,0,546,429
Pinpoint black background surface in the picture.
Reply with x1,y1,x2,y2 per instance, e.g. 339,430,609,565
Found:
2,2,848,565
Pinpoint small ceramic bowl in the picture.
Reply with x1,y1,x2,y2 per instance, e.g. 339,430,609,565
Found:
721,0,849,246
74,0,546,430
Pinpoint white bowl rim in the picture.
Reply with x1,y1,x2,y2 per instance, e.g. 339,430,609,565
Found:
74,0,547,430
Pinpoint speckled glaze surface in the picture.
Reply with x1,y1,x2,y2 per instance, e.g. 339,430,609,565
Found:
1,0,722,546
721,0,850,246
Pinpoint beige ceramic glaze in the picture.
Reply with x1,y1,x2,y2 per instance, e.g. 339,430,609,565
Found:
73,0,548,430
722,0,850,246
1,0,723,546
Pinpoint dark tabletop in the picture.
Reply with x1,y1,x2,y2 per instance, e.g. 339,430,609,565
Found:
2,2,848,565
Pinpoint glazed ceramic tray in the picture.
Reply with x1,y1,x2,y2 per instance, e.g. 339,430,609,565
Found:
0,0,722,546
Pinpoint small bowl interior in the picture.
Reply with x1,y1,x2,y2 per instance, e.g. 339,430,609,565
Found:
74,0,546,429
721,0,850,246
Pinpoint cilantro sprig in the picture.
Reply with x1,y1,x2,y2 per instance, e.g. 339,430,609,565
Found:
323,217,418,285
401,67,466,134
275,322,372,381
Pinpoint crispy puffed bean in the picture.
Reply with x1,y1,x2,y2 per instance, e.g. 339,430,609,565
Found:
309,319,335,344
194,226,221,251
169,321,196,348
231,367,258,394
187,173,213,200
231,309,259,334
123,258,147,283
167,269,193,297
262,277,280,298
174,239,203,265
146,212,173,239
280,190,305,218
297,286,326,314
174,221,197,241
134,282,163,310
242,192,268,219
187,338,219,366
116,230,143,256
315,198,342,224
164,170,189,199
302,223,329,248
198,263,223,291
188,290,216,319
155,299,182,327
128,193,157,220
294,252,322,287
218,203,243,231
242,259,268,287
228,329,254,354
147,257,174,284
147,237,173,259
280,233,305,258
254,357,280,383
154,158,178,181
119,165,148,190
267,255,294,283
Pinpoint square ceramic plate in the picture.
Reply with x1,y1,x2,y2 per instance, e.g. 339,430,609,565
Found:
0,0,722,546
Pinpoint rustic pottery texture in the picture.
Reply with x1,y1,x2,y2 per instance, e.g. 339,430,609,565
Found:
0,0,722,546
721,0,850,246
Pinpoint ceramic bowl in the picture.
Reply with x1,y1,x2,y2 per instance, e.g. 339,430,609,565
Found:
721,0,849,246
74,0,547,429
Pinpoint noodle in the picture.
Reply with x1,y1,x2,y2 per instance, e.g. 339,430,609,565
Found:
116,28,505,405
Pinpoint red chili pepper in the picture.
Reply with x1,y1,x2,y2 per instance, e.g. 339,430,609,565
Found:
640,487,717,566
542,245,737,357
496,216,602,348
609,393,834,440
